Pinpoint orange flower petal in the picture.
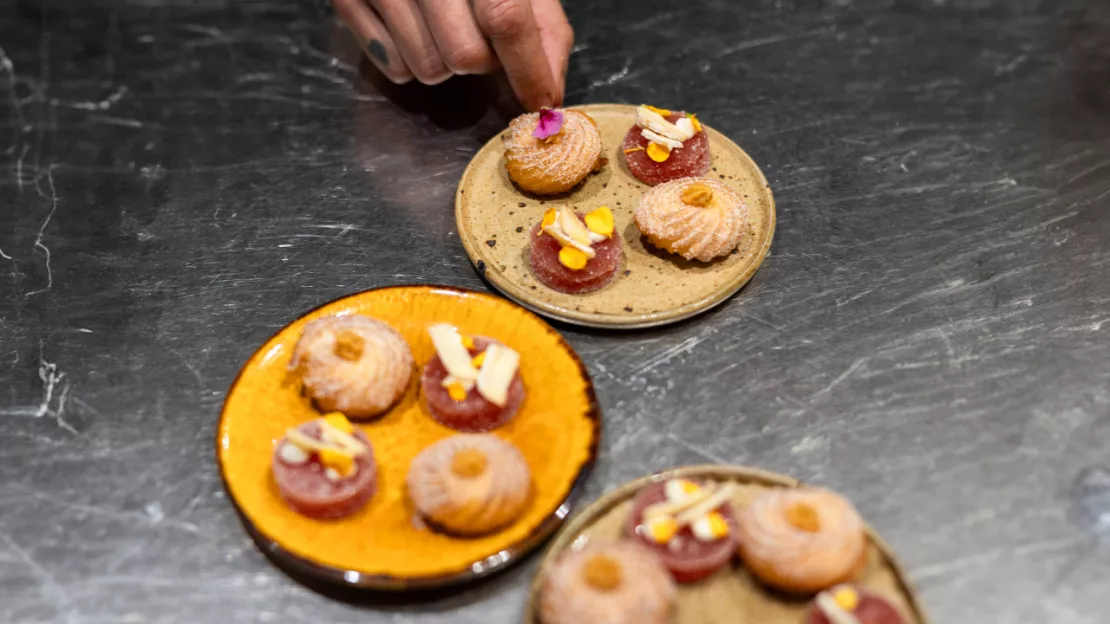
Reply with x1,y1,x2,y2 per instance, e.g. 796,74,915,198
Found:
646,142,671,163
558,246,589,270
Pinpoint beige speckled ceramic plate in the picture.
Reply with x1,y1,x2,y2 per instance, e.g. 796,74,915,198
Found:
524,465,931,624
455,103,775,329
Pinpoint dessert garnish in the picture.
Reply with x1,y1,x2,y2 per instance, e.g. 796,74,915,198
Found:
539,206,615,271
533,108,565,141
635,105,703,163
582,554,623,591
279,413,368,480
639,479,735,544
681,182,714,207
815,585,864,624
427,324,520,406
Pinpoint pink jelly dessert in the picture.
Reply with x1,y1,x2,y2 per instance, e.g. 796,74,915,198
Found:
529,216,622,295
271,421,378,520
622,111,711,186
626,480,738,584
422,337,525,432
807,586,907,624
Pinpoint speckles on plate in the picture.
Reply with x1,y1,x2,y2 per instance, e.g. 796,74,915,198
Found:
454,104,775,329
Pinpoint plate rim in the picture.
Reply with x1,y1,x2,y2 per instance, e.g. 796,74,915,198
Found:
522,464,933,624
215,284,602,592
454,102,777,330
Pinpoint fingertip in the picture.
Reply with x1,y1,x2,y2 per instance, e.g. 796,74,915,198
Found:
383,70,415,85
521,89,558,112
411,56,452,85
365,39,414,84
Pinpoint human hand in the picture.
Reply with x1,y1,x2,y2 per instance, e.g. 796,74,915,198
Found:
333,0,573,110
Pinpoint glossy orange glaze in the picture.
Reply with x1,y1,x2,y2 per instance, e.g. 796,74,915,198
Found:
218,286,597,580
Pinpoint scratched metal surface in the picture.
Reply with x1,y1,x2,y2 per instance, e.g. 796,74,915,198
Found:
1,0,1109,622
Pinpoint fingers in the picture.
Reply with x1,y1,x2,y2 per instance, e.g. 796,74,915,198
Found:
418,0,498,75
531,0,573,105
474,0,558,111
337,0,570,107
368,0,451,85
333,0,413,84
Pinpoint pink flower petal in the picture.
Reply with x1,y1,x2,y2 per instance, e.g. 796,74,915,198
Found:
532,108,564,139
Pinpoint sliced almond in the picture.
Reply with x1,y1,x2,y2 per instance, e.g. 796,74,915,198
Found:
476,343,520,407
318,420,369,454
543,222,596,258
428,324,479,382
557,207,593,246
675,483,736,527
637,106,695,142
285,428,355,457
643,484,714,520
641,128,684,150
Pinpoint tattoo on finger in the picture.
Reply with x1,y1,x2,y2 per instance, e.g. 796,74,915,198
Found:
367,39,389,66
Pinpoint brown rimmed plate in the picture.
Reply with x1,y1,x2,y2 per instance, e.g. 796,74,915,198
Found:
455,103,776,329
217,285,601,591
524,464,931,623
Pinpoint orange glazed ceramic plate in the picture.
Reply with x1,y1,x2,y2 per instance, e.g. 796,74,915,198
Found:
525,465,931,624
217,285,601,591
456,103,776,329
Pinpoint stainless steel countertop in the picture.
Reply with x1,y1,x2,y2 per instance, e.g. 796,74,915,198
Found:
1,0,1108,622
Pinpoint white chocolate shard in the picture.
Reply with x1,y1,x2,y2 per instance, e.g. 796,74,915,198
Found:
641,128,684,150
428,324,479,382
476,343,520,407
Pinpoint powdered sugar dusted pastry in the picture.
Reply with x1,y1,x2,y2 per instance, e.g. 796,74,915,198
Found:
736,488,868,594
807,585,907,624
539,540,676,624
504,108,604,195
290,314,413,420
634,177,748,262
407,433,531,536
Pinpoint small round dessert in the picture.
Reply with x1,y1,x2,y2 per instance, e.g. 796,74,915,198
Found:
504,109,605,195
529,215,623,295
272,419,378,520
622,110,711,186
634,177,748,262
422,337,525,432
407,433,532,536
539,540,676,624
290,314,413,420
736,487,868,594
807,585,907,624
626,479,738,583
